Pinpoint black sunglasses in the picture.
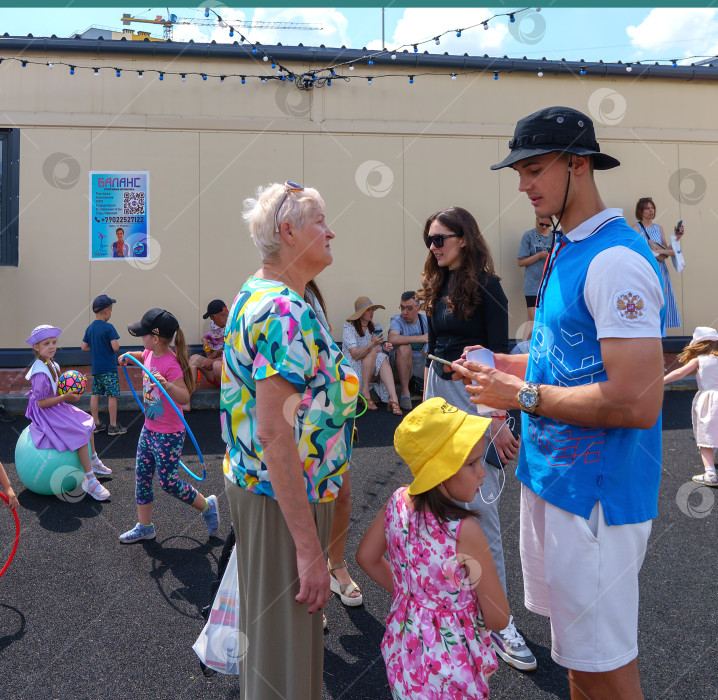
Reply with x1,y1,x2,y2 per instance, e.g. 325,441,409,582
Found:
425,233,462,249
537,223,552,229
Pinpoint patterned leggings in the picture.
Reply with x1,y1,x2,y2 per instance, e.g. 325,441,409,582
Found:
135,426,198,506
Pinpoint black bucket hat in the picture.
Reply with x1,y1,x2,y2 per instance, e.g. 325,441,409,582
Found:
128,308,179,339
491,106,620,171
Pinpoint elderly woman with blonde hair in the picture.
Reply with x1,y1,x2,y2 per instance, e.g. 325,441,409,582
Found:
221,181,359,699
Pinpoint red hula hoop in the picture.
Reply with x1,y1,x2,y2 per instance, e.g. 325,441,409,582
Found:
0,491,19,579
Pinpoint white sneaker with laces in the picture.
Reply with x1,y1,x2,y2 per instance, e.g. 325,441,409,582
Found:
490,616,537,671
81,477,110,501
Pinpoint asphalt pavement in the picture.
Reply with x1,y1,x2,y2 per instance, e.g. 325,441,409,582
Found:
0,391,715,700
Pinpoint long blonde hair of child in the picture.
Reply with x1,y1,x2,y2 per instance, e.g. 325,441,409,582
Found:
156,328,196,395
678,339,718,364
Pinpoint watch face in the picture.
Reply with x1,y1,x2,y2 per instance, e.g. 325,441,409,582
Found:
519,386,538,408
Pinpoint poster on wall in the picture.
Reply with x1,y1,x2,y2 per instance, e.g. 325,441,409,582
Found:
89,171,149,261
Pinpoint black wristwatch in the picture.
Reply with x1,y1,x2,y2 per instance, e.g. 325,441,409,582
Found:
517,382,541,415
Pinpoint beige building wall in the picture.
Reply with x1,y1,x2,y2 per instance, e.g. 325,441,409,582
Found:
0,50,715,350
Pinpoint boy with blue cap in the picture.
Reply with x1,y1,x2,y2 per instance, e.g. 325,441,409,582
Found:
454,106,665,698
82,294,126,435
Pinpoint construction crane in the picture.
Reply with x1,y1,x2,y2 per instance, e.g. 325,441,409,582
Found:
121,12,322,41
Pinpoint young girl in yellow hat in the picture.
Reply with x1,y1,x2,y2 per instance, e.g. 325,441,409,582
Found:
357,398,510,698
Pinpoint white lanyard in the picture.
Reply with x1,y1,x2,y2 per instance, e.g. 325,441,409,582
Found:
477,415,516,505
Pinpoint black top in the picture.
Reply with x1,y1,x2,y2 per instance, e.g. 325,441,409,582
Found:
426,272,509,379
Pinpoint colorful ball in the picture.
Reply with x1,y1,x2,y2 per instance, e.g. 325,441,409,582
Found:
57,369,87,396
14,426,90,496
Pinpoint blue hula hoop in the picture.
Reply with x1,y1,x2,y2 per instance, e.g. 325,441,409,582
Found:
121,353,207,481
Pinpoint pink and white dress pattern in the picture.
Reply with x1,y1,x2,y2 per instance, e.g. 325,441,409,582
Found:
381,487,498,699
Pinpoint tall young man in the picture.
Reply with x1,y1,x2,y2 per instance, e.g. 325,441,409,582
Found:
455,106,665,699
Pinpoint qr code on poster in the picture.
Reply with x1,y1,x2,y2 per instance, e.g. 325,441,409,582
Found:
124,191,145,215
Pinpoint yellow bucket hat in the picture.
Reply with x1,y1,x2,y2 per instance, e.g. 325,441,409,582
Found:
394,397,491,496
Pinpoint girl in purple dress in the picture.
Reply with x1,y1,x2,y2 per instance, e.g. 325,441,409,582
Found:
357,399,510,699
25,325,111,501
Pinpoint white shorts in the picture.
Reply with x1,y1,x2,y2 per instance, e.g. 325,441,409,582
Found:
519,484,652,673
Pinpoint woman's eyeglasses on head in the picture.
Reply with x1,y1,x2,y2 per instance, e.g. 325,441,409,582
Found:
424,233,462,249
274,181,304,233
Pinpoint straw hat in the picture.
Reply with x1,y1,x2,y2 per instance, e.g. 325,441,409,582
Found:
394,398,491,496
347,296,385,321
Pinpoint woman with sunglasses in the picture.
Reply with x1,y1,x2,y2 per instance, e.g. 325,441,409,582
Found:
221,182,359,699
517,216,554,341
419,206,536,672
632,196,684,330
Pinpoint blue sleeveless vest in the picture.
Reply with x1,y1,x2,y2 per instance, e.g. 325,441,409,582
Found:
516,217,665,525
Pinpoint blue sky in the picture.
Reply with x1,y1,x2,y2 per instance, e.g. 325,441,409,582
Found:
2,7,718,64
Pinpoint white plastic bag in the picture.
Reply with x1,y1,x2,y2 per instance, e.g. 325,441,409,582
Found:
192,545,245,675
670,235,686,273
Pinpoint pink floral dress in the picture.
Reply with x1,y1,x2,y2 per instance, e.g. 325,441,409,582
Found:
382,487,498,699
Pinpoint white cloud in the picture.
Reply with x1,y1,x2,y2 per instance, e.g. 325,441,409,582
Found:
169,7,249,44
627,8,718,60
386,8,509,56
247,8,350,48
169,7,350,48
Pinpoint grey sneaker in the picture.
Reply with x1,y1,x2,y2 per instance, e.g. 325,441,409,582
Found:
120,522,156,544
490,616,537,671
93,422,107,434
399,395,413,411
107,423,127,436
202,495,220,536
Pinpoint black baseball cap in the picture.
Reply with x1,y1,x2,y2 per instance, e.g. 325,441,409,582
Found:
92,294,117,312
128,308,179,339
202,299,227,319
491,106,620,171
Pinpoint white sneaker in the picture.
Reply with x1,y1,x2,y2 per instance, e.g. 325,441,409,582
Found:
81,477,110,501
490,616,537,671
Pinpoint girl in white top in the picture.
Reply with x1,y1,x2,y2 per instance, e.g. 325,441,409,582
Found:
664,326,718,486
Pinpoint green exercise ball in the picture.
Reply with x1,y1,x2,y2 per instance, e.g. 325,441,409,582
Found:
14,426,90,496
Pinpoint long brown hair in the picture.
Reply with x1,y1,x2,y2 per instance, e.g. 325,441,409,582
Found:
678,339,718,364
418,207,498,320
350,317,374,337
158,328,196,395
411,486,478,539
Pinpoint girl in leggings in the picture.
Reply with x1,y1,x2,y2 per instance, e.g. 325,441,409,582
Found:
119,308,219,543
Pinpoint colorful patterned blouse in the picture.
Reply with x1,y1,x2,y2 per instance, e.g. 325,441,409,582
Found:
220,277,359,502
